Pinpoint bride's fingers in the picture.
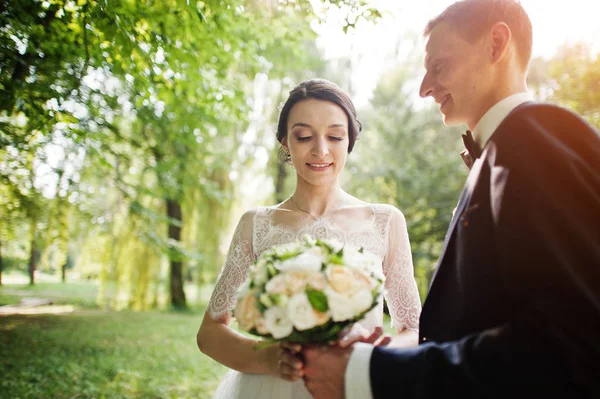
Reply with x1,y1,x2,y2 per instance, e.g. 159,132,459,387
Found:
338,332,368,348
374,334,392,347
362,326,385,345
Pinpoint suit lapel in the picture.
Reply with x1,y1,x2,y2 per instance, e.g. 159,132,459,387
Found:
426,157,484,290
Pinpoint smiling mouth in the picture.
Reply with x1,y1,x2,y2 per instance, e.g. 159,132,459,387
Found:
306,163,333,170
439,95,451,109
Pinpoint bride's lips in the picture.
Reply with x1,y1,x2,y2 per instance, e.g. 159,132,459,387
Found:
306,162,333,171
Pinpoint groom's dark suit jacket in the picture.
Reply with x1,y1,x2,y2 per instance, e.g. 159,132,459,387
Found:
370,103,600,398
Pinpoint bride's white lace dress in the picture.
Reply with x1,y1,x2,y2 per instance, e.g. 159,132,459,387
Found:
206,204,421,399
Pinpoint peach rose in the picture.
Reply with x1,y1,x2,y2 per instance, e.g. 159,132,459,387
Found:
327,265,356,295
234,293,261,331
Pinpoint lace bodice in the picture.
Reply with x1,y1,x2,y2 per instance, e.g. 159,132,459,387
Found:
207,204,421,332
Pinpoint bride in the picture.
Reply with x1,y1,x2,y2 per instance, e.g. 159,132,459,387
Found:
197,79,422,398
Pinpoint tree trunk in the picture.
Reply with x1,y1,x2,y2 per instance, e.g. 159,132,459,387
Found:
275,159,288,203
167,198,187,308
0,238,3,286
61,262,67,282
28,221,37,285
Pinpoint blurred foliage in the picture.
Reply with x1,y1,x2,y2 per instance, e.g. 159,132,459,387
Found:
529,43,600,128
0,0,381,307
1,1,597,309
342,57,466,300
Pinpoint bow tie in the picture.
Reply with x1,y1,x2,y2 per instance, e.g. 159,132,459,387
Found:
460,130,483,169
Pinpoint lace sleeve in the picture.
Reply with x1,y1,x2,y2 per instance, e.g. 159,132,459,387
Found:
382,206,422,332
206,210,256,321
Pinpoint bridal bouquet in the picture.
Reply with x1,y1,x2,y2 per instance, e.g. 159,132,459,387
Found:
233,235,384,343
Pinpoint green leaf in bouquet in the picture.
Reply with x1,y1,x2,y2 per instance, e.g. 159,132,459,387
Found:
259,294,274,308
276,249,302,261
359,247,364,254
315,239,335,254
328,254,344,265
281,321,346,343
270,294,288,308
254,293,267,313
371,285,384,303
267,262,278,278
336,247,344,257
306,288,328,312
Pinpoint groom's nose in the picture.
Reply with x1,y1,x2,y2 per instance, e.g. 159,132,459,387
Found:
419,72,434,98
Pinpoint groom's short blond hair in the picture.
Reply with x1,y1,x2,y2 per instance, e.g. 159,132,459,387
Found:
424,0,533,71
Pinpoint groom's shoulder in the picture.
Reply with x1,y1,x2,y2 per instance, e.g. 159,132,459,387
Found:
496,102,600,153
505,102,597,137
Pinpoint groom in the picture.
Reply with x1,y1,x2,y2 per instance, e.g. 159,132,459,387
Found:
301,0,600,397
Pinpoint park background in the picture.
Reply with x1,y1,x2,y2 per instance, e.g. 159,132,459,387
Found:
1,0,599,397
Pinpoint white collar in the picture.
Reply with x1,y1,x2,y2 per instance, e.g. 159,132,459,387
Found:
472,92,535,146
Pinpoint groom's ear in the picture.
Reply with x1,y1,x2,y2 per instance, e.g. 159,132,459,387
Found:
489,22,511,64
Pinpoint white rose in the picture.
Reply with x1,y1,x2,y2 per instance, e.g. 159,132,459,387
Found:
255,317,270,335
287,293,318,331
307,272,328,291
350,288,374,315
265,274,287,295
352,269,377,291
273,242,302,258
275,252,323,273
284,271,309,295
344,251,381,273
264,306,294,339
326,239,344,253
251,258,269,286
325,287,355,321
326,287,374,322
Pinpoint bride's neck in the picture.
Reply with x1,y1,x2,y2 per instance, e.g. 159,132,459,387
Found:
291,180,344,216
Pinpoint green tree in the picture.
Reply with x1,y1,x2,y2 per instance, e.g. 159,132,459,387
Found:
345,62,466,299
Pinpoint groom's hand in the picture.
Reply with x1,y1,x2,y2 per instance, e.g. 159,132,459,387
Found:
303,345,352,399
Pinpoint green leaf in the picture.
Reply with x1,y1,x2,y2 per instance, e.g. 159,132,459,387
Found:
267,262,278,278
328,254,344,265
306,287,328,312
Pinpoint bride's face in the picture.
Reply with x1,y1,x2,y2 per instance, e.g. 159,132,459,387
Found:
282,98,349,187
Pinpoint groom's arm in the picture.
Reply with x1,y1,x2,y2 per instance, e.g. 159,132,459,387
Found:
369,109,600,398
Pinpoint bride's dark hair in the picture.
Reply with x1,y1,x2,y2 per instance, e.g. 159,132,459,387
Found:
276,79,362,158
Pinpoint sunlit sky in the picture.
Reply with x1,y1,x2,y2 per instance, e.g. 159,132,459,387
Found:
314,0,600,108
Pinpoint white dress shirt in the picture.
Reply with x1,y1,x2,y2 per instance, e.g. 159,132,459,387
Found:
344,91,535,399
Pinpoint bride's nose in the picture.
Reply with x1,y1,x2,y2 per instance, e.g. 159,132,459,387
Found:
311,137,329,157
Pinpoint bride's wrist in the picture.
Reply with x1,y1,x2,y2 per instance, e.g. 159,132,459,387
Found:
256,341,280,376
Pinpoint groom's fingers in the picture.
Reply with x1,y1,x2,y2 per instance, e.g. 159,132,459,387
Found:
280,349,304,370
280,342,302,354
279,361,303,381
279,351,304,381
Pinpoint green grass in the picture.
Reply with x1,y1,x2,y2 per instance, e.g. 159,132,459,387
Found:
0,309,229,399
0,278,396,398
0,281,103,307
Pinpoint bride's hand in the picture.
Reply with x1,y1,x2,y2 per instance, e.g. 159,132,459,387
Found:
335,325,392,349
268,342,304,381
